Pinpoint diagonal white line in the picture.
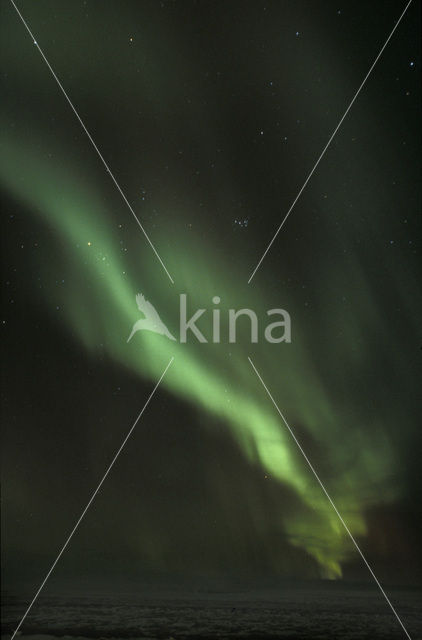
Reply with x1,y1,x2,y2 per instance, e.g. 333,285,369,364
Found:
9,0,174,284
10,357,174,640
248,0,413,284
248,356,412,639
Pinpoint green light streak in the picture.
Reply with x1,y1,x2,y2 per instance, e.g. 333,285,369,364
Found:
1,130,399,578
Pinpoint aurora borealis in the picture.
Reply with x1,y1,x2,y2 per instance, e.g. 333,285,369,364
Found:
1,0,421,637
2,120,413,577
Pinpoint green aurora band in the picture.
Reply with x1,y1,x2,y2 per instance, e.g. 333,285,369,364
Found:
1,129,403,579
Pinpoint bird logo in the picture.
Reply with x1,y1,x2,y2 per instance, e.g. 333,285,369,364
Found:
127,293,177,343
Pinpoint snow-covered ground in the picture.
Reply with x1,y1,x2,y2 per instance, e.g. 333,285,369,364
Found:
2,585,421,639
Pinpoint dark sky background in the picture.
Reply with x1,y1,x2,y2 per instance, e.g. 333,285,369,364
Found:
1,0,421,604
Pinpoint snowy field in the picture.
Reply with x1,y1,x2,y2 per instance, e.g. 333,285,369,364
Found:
2,584,421,639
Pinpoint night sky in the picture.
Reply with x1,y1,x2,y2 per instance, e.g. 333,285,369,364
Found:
1,0,421,623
